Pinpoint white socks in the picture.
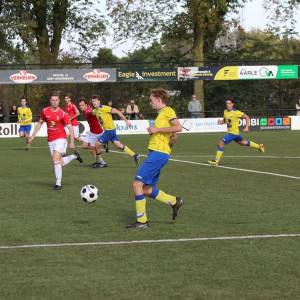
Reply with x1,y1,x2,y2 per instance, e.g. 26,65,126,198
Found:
63,154,76,166
54,163,62,186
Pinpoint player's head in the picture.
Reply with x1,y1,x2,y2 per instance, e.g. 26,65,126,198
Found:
78,98,88,112
91,95,101,108
64,93,72,104
50,92,60,108
149,88,169,110
20,97,27,107
225,98,235,111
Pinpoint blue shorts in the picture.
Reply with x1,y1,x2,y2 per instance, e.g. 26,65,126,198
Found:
135,151,170,186
222,133,243,145
19,125,31,134
98,129,119,144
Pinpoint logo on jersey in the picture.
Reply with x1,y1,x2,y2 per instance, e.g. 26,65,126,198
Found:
50,121,56,128
9,70,37,83
83,69,110,82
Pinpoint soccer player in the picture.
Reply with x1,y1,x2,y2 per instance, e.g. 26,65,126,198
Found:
64,93,81,141
78,98,107,168
91,95,140,165
208,98,265,166
17,97,32,150
28,92,83,190
127,88,183,229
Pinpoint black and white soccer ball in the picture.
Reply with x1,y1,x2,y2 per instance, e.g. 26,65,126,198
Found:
80,184,99,203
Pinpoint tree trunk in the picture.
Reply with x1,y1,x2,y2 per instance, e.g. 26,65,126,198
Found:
192,20,205,117
190,0,206,117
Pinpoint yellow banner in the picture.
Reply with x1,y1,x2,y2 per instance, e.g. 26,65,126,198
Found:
214,66,239,80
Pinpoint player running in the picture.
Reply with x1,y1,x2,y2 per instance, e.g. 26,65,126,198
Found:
17,97,32,150
28,92,83,190
208,98,265,166
91,95,140,165
78,98,107,168
64,93,81,142
127,88,183,229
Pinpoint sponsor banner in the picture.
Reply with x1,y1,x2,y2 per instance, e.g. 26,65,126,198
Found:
0,68,117,84
239,116,291,130
277,65,298,79
238,65,278,80
214,66,239,80
117,68,177,82
0,117,293,138
178,66,218,80
178,65,298,80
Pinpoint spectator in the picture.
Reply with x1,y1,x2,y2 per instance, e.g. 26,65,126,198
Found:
0,104,5,123
9,105,18,123
126,99,139,120
188,94,202,118
107,100,113,107
296,99,300,116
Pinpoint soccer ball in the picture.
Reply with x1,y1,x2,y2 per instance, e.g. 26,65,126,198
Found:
80,184,99,203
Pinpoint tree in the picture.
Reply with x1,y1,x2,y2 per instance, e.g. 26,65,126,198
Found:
0,0,106,64
106,0,246,114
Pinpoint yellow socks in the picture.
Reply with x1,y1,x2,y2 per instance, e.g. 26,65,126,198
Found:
249,141,260,150
124,145,135,157
135,195,147,223
215,147,224,163
155,190,176,206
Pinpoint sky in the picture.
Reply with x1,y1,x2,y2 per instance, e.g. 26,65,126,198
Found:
100,0,300,57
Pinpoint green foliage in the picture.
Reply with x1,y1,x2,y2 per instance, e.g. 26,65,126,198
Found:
0,0,106,64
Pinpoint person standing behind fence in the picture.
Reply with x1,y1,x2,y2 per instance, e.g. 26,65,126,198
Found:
126,100,139,120
0,104,5,123
188,95,202,118
9,105,18,123
296,99,300,116
18,97,32,150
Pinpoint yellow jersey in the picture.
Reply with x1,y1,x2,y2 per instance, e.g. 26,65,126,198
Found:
223,109,244,135
17,106,32,125
93,105,115,130
148,106,177,155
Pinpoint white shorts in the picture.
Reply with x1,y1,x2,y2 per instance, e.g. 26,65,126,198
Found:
65,125,80,138
83,132,103,147
48,138,67,155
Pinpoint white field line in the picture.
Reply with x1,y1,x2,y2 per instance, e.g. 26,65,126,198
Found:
0,233,300,250
110,150,300,180
172,155,300,159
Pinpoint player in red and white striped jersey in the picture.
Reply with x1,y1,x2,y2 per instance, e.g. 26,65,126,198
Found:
28,92,83,190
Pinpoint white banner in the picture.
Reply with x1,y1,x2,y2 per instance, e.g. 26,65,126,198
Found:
2,116,300,138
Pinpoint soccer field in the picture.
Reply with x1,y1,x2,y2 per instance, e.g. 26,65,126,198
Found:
0,131,300,299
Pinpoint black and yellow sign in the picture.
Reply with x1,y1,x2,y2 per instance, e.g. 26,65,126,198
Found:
117,68,177,82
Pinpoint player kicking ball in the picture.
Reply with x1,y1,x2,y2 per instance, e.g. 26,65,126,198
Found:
208,98,265,166
17,97,32,150
28,92,83,190
127,88,183,229
91,95,140,165
78,98,107,168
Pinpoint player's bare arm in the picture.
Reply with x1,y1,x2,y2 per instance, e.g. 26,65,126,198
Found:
67,124,75,149
69,108,80,121
28,120,44,144
111,108,132,127
218,118,226,125
147,119,182,134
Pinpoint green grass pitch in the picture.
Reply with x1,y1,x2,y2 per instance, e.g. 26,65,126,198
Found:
0,131,300,299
